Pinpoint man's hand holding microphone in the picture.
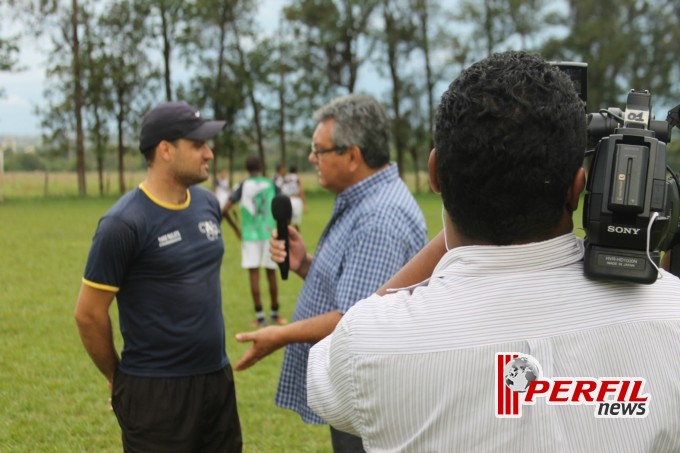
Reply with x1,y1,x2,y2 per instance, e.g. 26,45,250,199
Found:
270,194,312,279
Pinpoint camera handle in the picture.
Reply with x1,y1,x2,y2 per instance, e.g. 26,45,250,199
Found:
666,104,680,130
670,244,680,278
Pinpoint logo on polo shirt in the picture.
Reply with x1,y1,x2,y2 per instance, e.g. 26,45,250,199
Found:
158,230,182,247
495,353,649,418
198,220,220,241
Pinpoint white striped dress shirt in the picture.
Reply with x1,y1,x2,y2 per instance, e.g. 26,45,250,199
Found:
308,234,680,452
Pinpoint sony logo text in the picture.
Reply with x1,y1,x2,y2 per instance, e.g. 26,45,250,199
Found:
607,226,641,235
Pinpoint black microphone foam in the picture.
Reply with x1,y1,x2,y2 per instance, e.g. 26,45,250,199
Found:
271,194,292,280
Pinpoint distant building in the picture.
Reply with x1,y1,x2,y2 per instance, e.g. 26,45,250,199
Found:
0,135,40,153
1,136,16,153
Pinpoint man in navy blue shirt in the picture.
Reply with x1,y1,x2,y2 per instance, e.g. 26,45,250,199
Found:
232,94,427,452
75,102,242,452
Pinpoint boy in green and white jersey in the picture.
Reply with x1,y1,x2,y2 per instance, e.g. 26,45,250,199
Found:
223,156,285,327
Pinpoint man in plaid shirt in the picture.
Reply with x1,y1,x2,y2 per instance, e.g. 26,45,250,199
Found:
233,94,427,452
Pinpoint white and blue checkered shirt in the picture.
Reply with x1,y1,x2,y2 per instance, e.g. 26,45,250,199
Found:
275,163,427,423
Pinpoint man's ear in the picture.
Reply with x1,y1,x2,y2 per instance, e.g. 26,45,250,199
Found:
567,167,586,212
346,145,363,173
157,140,175,163
428,149,441,194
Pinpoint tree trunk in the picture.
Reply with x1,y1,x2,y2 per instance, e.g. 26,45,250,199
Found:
416,0,435,151
117,104,126,194
98,155,104,196
211,6,228,183
93,104,105,196
228,142,235,188
232,21,266,175
161,2,172,101
408,146,420,193
72,0,86,196
277,38,287,167
384,0,405,178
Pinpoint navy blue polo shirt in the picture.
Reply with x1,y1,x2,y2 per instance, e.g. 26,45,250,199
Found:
83,184,229,377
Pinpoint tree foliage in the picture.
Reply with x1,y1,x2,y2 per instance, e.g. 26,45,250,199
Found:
2,0,680,190
97,0,157,194
541,0,680,112
283,0,380,94
183,0,249,182
141,0,190,101
0,33,20,74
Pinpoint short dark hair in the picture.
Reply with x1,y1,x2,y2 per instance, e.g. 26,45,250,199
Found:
435,51,586,245
245,155,262,173
312,94,390,169
141,147,156,165
141,139,179,165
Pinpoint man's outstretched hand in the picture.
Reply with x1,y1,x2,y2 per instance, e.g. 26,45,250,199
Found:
234,326,285,371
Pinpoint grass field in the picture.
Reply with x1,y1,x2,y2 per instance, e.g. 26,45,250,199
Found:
0,172,444,452
0,170,587,451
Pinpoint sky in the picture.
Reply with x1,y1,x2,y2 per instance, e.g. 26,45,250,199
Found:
0,50,44,137
0,0,288,138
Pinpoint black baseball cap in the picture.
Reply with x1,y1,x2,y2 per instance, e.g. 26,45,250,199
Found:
139,102,226,152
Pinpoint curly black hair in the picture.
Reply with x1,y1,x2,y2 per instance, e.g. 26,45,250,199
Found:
435,51,586,245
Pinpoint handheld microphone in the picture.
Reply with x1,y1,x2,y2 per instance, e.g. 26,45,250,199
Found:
271,194,292,280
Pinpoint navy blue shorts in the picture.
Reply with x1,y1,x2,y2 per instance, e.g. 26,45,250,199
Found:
111,366,242,452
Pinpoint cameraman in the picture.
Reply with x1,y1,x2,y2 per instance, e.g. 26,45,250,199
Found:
307,51,680,451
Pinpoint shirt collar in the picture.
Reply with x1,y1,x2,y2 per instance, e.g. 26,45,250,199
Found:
386,234,584,294
432,233,585,277
335,163,398,211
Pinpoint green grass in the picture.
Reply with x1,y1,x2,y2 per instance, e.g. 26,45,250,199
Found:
0,170,586,451
0,183,443,452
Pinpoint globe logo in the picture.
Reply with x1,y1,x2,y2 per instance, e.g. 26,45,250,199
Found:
504,355,541,393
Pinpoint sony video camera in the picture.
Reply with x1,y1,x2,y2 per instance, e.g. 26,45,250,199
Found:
555,62,680,283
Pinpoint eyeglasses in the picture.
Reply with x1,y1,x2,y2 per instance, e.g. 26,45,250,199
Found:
310,144,348,157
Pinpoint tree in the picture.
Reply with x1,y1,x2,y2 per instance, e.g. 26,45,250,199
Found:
184,0,248,183
0,2,22,98
0,37,20,98
82,3,113,196
411,0,436,151
32,0,88,195
225,0,269,174
0,14,20,201
37,91,77,196
98,0,157,194
272,25,296,168
542,0,680,113
284,0,380,93
454,0,511,58
31,0,88,195
380,0,417,177
275,16,334,158
71,0,86,196
141,0,188,101
506,0,557,50
452,0,555,64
